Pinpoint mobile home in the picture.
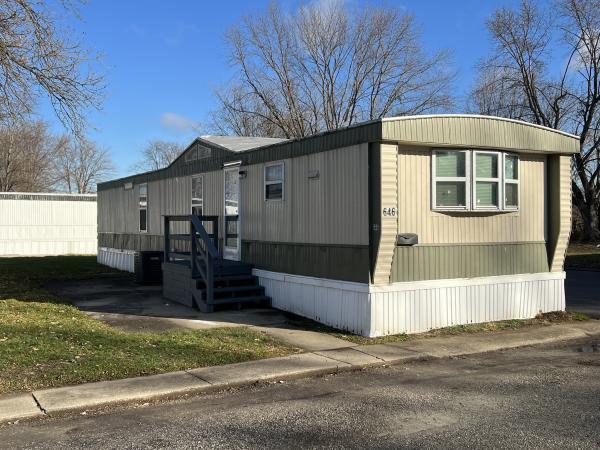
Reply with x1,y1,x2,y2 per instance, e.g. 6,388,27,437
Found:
1,192,97,256
97,115,577,336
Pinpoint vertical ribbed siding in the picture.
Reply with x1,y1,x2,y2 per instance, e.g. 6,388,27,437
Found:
98,185,136,233
241,144,369,246
98,145,369,251
549,155,572,272
254,269,371,336
396,148,546,244
391,243,549,282
97,247,135,272
369,273,566,336
0,198,97,256
372,143,398,283
99,171,223,237
381,116,579,154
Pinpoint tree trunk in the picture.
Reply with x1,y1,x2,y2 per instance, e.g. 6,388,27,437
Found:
576,199,600,242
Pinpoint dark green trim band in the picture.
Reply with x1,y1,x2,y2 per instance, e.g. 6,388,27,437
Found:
391,242,550,282
99,233,163,252
99,232,370,283
242,240,370,283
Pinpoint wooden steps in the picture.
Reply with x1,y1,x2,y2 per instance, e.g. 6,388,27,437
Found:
192,259,270,312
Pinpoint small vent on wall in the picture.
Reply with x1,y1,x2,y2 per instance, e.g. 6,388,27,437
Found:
124,182,133,190
307,169,319,179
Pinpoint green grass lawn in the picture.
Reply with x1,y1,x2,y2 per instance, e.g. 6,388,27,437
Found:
285,311,590,346
565,242,600,270
0,256,298,395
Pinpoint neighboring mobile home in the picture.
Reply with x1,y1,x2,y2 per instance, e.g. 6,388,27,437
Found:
0,192,97,256
97,115,578,336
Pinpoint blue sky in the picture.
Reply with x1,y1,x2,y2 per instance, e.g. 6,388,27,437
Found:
40,0,522,178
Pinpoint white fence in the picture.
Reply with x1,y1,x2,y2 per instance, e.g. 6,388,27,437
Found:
0,192,97,256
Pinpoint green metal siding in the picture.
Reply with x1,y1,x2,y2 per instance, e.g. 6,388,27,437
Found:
390,242,549,282
99,233,163,252
242,240,370,283
99,233,370,282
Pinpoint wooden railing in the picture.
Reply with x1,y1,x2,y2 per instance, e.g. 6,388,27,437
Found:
224,214,239,248
164,215,220,303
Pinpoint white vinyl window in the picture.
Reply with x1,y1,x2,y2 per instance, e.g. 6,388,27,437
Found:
191,175,203,216
139,183,147,232
264,162,284,200
432,150,469,209
473,151,500,210
432,150,519,212
504,154,519,210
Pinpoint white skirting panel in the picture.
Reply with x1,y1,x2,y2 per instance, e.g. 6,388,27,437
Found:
97,247,135,273
254,269,566,337
0,240,97,256
369,272,566,336
253,269,371,336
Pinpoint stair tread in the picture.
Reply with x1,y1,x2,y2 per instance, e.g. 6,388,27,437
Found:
210,285,264,293
213,274,257,281
205,295,270,305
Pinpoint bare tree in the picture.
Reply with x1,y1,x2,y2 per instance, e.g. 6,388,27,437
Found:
212,1,455,138
53,137,113,193
0,120,61,191
0,0,104,134
468,0,600,240
130,140,184,172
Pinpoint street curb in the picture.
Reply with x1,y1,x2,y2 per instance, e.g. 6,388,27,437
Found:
1,321,599,425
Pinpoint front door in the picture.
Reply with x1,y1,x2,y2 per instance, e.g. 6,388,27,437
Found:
223,165,241,261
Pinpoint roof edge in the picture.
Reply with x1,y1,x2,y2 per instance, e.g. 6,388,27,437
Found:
381,114,581,141
0,191,96,197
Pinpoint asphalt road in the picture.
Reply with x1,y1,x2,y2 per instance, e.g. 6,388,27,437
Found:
1,339,599,450
566,270,600,318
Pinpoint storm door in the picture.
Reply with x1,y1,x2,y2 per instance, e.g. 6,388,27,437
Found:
223,164,241,261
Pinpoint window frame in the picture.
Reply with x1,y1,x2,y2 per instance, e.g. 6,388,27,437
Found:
503,153,520,211
472,150,501,211
191,175,204,216
431,149,520,213
138,183,148,233
431,150,471,211
264,161,285,201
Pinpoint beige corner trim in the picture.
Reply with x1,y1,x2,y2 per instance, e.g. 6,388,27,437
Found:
372,143,398,284
550,155,572,272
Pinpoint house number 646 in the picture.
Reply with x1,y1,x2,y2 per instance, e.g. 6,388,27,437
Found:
382,207,396,217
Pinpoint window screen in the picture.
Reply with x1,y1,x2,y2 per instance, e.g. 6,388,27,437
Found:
139,183,147,232
474,152,500,209
432,150,519,212
433,151,468,208
265,162,284,200
191,175,203,216
504,154,519,209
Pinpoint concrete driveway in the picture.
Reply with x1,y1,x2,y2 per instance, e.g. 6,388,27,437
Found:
46,277,352,352
565,270,600,318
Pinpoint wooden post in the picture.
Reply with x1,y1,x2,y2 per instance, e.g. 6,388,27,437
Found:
163,216,170,263
190,220,197,277
206,253,214,304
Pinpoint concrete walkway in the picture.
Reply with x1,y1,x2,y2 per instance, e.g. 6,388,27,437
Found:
46,277,352,351
2,320,599,425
